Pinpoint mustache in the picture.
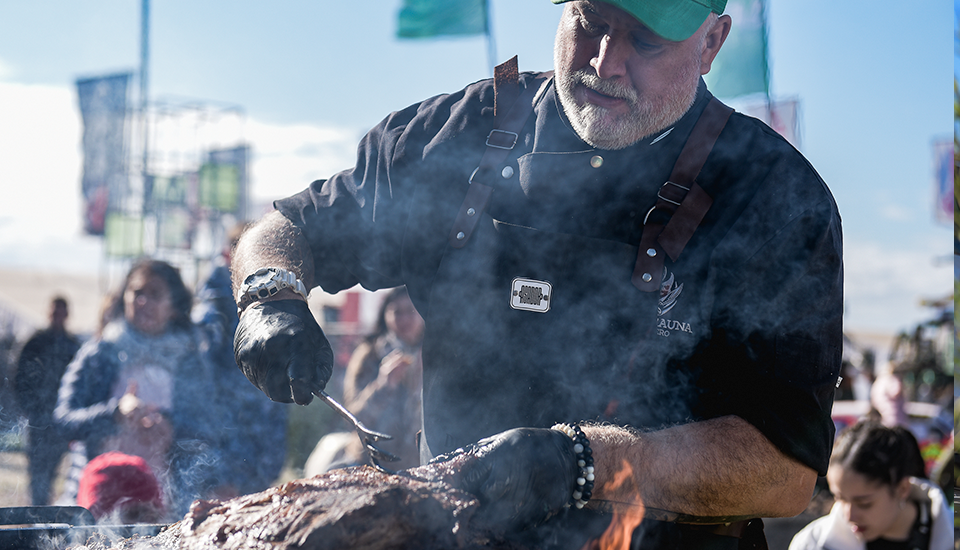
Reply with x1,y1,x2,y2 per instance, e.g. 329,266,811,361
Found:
569,69,638,103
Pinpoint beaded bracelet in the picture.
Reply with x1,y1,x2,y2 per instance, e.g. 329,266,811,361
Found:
551,423,595,509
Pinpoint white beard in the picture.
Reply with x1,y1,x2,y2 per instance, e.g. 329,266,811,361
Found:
554,49,702,150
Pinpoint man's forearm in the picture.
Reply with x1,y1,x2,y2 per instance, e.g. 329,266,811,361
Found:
583,415,816,520
231,210,317,297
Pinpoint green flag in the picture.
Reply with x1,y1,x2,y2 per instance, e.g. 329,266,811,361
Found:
199,163,241,212
397,0,487,39
704,0,769,99
104,213,143,257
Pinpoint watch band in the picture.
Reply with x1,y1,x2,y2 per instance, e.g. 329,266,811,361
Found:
237,267,308,311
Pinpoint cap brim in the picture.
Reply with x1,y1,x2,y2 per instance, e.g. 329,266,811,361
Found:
551,0,712,41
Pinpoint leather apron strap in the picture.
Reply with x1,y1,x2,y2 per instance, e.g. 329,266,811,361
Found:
448,56,553,248
632,97,734,292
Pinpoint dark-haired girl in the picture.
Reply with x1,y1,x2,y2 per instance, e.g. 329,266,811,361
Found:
789,420,952,550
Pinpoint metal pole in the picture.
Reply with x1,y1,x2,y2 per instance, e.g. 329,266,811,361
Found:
140,0,149,178
140,0,152,252
758,0,772,131
485,0,497,75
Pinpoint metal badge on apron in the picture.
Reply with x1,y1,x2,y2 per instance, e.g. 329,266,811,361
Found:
509,277,552,313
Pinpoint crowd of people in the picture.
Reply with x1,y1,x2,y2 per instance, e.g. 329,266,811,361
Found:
54,259,220,518
1,231,290,522
0,251,426,521
0,239,430,524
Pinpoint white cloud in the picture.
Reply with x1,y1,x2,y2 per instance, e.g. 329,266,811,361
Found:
0,81,84,242
841,237,952,334
244,119,359,204
878,203,915,222
0,56,15,80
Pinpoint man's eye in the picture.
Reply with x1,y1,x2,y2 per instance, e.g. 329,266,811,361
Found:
580,18,604,36
632,38,663,54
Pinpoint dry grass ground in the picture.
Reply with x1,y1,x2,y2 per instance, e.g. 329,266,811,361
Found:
0,451,31,507
0,441,72,508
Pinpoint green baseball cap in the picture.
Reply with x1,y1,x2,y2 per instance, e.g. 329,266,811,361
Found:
551,0,727,42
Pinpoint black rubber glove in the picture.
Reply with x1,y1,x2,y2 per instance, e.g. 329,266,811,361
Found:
456,427,578,533
234,299,333,405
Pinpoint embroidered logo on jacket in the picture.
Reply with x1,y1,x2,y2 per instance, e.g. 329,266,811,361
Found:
658,267,683,315
656,267,693,337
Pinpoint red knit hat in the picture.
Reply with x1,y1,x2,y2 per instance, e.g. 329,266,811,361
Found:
77,452,164,522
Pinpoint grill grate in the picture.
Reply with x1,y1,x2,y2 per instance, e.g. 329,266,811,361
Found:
0,506,166,550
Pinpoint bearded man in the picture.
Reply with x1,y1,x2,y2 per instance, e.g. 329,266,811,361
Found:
230,1,843,548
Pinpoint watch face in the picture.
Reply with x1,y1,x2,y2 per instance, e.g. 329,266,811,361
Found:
246,268,276,286
239,268,306,308
242,268,280,303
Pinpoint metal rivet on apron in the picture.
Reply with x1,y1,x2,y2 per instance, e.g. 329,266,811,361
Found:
456,231,465,240
642,273,653,283
646,248,657,257
590,155,603,168
501,166,515,179
466,208,476,217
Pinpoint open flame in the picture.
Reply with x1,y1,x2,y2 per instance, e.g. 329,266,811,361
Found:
580,459,645,550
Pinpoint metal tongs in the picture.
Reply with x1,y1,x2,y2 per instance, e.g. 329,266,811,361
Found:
313,389,400,472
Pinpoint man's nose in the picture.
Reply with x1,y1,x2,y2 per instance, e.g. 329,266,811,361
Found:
590,33,629,80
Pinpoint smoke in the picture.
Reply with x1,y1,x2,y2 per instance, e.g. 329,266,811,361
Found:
38,526,177,550
161,439,220,523
33,533,68,550
0,306,31,501
0,413,28,452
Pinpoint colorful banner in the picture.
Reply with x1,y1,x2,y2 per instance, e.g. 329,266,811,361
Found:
397,0,487,38
202,145,248,215
104,212,143,257
146,174,189,208
704,0,769,100
76,72,132,235
137,145,247,255
931,139,953,224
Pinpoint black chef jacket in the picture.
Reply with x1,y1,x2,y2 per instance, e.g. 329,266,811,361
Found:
275,73,843,478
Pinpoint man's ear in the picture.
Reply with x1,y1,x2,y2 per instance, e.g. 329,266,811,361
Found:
700,14,732,75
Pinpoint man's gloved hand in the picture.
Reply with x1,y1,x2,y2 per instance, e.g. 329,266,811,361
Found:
457,427,578,532
234,299,333,405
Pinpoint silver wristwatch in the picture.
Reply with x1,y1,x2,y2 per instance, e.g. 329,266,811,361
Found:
237,267,308,311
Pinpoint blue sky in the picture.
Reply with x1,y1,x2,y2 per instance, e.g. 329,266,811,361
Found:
0,0,952,335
